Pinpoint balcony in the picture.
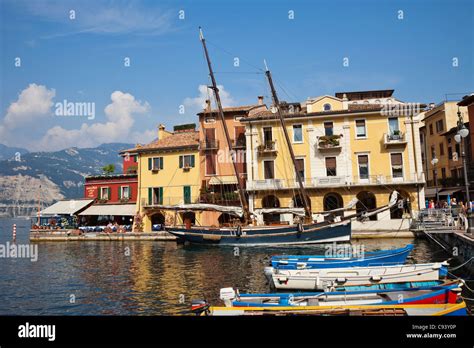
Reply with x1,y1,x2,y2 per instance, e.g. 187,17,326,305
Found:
232,138,246,149
317,135,342,151
247,179,285,190
312,176,347,186
199,191,241,206
200,140,219,151
257,140,277,156
383,132,407,148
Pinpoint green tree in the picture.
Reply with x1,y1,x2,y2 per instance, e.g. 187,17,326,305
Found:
102,164,115,175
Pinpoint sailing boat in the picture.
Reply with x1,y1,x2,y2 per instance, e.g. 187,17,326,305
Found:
165,28,398,246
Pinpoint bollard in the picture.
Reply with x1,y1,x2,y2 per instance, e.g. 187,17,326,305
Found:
12,223,17,242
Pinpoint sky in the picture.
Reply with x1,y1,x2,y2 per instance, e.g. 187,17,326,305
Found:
0,0,473,152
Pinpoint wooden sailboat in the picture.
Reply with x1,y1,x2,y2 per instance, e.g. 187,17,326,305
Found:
165,28,399,246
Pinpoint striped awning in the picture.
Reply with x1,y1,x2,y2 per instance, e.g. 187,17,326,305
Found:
208,176,238,185
40,199,94,216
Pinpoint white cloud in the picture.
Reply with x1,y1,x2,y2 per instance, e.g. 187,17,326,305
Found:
183,84,235,114
2,83,55,129
37,91,151,151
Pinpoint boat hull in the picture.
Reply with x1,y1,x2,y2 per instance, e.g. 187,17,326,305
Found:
166,221,351,246
266,262,448,290
271,244,414,269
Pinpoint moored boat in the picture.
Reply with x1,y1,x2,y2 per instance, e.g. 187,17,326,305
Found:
271,244,414,269
218,280,463,307
191,301,468,316
265,261,449,290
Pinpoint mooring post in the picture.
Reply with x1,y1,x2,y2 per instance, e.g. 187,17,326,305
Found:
12,223,17,242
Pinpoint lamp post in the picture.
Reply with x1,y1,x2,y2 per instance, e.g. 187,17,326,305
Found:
454,108,473,233
431,157,439,205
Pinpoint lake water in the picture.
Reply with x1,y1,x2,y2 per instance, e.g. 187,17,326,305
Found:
0,218,471,315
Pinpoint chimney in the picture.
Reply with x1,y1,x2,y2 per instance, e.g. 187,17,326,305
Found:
205,99,211,112
158,124,166,140
257,96,264,105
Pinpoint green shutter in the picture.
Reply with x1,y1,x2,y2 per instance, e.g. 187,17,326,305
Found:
148,188,152,205
107,187,111,200
184,186,191,204
179,156,183,168
98,187,101,199
160,157,164,170
159,187,163,205
129,186,132,199
190,155,195,168
118,186,122,199
148,158,152,170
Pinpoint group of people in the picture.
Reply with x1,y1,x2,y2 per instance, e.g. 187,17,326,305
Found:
427,197,471,213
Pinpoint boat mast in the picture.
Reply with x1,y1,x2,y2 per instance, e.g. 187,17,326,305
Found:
199,28,251,223
264,65,312,221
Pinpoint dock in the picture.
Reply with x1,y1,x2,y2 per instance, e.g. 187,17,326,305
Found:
29,229,176,242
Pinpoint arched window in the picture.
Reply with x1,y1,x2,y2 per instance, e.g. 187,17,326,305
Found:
261,195,281,225
356,191,377,220
323,192,344,217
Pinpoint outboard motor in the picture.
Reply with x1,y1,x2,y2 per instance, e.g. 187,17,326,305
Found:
219,287,237,307
190,299,210,315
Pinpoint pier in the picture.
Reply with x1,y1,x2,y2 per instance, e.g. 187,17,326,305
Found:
29,230,176,242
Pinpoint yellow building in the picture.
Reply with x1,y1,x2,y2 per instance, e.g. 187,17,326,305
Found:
243,90,425,230
129,124,201,232
419,101,468,201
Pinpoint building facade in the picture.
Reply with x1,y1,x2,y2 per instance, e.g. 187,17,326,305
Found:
132,124,200,231
243,90,425,229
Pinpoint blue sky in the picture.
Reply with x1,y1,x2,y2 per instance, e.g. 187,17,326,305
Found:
0,0,473,151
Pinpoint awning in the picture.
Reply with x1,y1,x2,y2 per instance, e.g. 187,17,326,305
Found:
208,176,238,185
439,188,462,196
40,199,94,216
79,204,136,216
424,188,439,197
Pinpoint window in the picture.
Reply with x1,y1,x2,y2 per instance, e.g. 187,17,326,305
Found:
429,124,433,135
323,103,332,111
388,117,399,134
234,126,246,147
324,122,334,136
149,187,163,205
133,155,138,162
119,186,130,200
451,169,458,179
179,155,195,169
391,153,403,178
99,187,110,200
455,144,460,158
356,120,366,138
435,120,444,133
448,147,453,160
183,186,191,204
205,153,216,175
439,143,444,156
295,158,305,180
293,124,303,143
205,128,216,148
204,116,216,124
148,157,163,171
263,127,273,146
264,160,275,179
441,168,446,179
358,155,369,179
431,146,436,159
325,157,337,176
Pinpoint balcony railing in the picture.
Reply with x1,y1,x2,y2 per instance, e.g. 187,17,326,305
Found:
142,195,199,207
316,135,342,151
257,140,277,155
199,191,241,206
200,140,219,151
383,132,407,147
232,138,246,149
246,173,425,190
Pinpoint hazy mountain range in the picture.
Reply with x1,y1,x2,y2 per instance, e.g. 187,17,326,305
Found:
0,143,133,217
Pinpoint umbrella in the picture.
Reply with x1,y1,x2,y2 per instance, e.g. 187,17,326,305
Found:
447,195,451,206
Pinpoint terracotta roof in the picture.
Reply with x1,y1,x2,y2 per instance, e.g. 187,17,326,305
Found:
128,131,199,153
242,106,383,122
458,94,474,107
198,104,262,115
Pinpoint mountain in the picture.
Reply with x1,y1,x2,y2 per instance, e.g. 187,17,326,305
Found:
0,143,133,217
0,144,29,161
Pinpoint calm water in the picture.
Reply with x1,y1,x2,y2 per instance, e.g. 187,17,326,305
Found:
0,218,471,315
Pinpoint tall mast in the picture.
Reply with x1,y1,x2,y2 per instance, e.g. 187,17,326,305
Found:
264,65,312,220
199,28,251,223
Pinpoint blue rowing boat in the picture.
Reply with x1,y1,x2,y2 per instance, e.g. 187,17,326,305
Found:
271,244,413,269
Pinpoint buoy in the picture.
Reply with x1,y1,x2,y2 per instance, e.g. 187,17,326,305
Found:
12,224,17,242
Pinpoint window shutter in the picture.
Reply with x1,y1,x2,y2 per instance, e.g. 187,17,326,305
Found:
190,155,195,167
107,187,111,200
118,187,122,199
358,155,368,164
325,157,336,168
148,188,152,205
179,156,183,168
159,187,163,205
129,186,132,199
98,187,101,199
148,158,152,170
160,157,164,170
391,153,402,166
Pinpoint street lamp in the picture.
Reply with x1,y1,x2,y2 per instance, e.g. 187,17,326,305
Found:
454,108,472,233
431,157,439,205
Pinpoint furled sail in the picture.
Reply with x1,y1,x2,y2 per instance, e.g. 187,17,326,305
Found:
150,203,243,217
